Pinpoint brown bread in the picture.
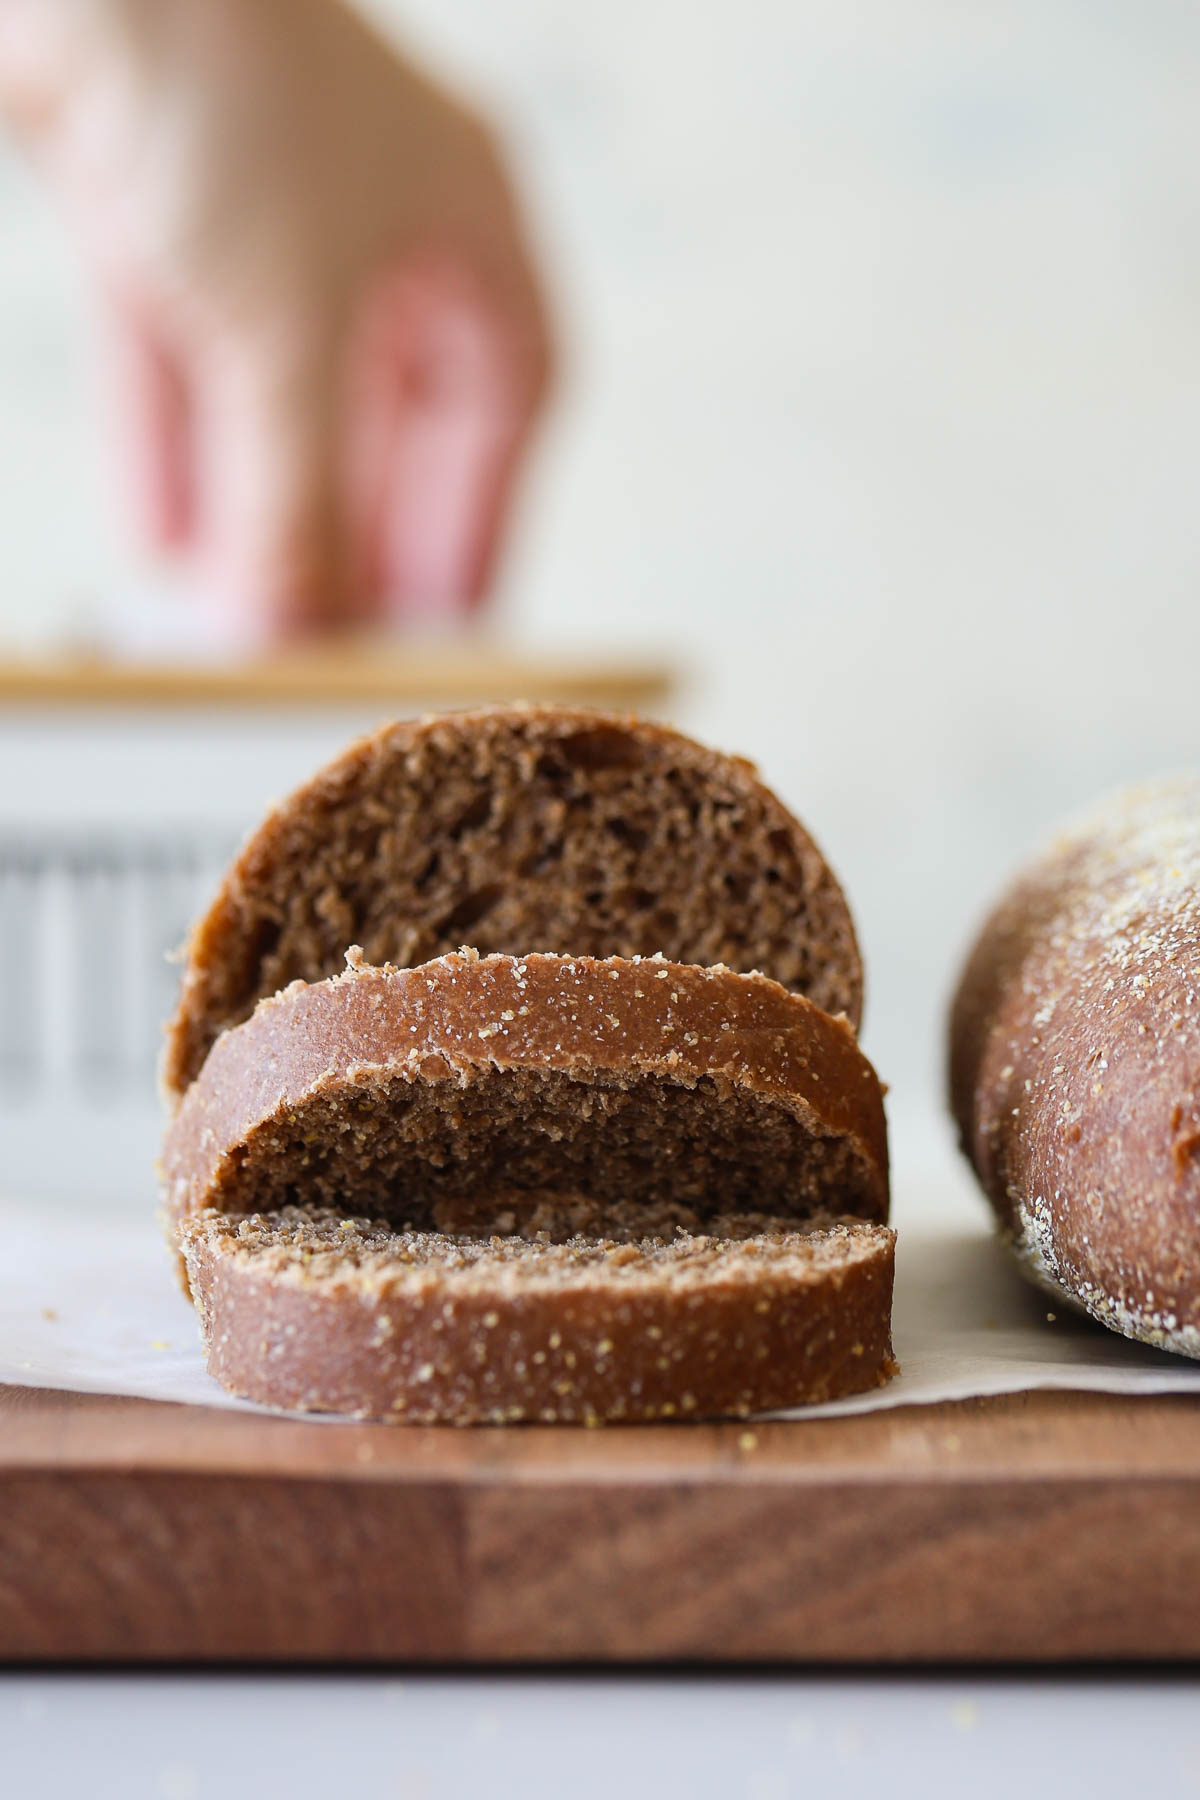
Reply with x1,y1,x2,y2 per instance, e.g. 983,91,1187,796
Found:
164,950,892,1420
162,706,863,1099
949,778,1200,1357
181,1208,898,1424
163,951,889,1241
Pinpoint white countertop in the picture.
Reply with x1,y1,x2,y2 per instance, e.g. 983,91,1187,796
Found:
6,1672,1200,1799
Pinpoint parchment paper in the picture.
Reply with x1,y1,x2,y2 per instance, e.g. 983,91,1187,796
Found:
4,1113,1200,1420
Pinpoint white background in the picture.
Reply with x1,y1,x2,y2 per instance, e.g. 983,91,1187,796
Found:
2,0,1200,1100
3,1,1200,1789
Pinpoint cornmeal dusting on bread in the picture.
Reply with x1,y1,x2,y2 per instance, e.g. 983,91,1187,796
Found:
951,778,1200,1359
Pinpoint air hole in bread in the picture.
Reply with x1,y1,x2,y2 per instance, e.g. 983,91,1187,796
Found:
558,726,645,771
605,818,649,852
448,791,492,838
437,885,503,938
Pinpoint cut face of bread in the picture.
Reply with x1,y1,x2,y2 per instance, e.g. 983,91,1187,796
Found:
163,952,889,1243
181,1207,898,1423
163,706,863,1098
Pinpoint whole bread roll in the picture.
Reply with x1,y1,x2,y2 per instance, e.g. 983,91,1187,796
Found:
949,779,1200,1357
163,705,862,1099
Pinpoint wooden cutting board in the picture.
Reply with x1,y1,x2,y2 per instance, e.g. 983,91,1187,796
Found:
4,1382,1200,1664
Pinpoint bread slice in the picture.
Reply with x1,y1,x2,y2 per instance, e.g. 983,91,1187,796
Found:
163,951,889,1242
181,1207,897,1423
163,950,892,1421
163,706,863,1099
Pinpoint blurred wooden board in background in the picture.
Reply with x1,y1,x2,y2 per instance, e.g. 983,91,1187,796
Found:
3,1383,1200,1664
0,650,676,712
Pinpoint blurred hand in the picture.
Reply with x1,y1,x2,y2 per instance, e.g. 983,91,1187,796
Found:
0,0,553,642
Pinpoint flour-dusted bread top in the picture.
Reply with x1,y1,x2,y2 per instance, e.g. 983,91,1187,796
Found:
163,706,863,1097
163,951,889,1242
182,1206,898,1423
949,778,1200,1356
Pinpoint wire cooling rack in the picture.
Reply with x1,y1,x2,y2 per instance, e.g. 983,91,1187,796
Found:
0,828,233,1098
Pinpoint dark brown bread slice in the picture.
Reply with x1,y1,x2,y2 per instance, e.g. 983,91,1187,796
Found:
181,1206,898,1423
949,778,1200,1357
163,705,863,1098
168,952,892,1422
163,951,889,1244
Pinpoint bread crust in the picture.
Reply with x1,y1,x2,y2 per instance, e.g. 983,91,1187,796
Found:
181,1207,898,1423
949,779,1200,1356
162,705,863,1098
163,951,889,1242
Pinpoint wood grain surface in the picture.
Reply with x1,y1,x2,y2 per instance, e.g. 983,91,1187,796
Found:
3,1383,1200,1664
0,651,674,711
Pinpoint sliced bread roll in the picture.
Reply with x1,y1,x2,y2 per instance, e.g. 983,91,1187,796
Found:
949,778,1200,1356
163,706,862,1099
164,951,893,1420
181,1209,897,1424
164,950,889,1239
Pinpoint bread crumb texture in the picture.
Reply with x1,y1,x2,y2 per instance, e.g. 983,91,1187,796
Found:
163,705,862,1096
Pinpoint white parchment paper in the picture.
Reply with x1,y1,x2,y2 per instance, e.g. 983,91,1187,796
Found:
4,1113,1200,1420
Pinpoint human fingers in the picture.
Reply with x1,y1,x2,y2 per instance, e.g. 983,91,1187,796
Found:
102,298,194,552
347,255,549,620
193,320,377,645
